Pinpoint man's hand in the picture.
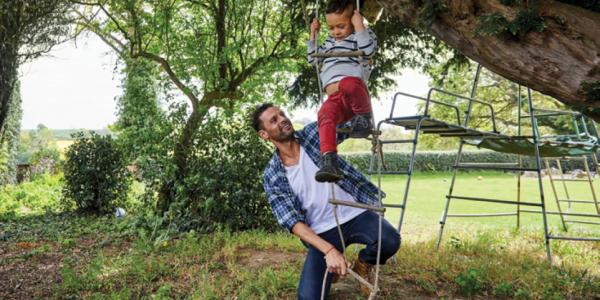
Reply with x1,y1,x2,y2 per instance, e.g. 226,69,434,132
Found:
325,248,351,275
310,18,320,41
351,10,365,32
290,222,350,275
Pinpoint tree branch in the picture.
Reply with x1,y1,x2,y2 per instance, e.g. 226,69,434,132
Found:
229,31,286,88
134,51,200,107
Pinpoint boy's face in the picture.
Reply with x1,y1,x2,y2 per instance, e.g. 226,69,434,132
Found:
325,9,353,40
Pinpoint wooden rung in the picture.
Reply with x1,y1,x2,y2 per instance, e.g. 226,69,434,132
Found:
311,50,365,58
329,199,385,213
347,268,375,291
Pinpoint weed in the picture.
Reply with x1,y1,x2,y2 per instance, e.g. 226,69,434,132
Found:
455,268,483,297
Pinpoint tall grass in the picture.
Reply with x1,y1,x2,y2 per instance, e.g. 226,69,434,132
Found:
2,172,599,299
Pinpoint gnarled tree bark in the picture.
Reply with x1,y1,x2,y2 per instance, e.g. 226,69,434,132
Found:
377,0,600,119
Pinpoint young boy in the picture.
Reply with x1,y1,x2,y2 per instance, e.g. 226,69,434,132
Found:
307,0,377,183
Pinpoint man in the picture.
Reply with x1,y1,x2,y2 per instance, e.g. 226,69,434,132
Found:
250,103,400,299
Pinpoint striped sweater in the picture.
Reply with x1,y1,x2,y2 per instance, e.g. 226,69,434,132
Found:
307,29,377,88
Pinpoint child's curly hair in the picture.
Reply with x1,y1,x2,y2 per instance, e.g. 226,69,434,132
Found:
325,0,363,15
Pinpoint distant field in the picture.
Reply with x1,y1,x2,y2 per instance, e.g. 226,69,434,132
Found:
378,171,600,241
55,140,73,152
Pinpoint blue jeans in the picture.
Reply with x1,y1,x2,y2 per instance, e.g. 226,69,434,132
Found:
297,211,400,300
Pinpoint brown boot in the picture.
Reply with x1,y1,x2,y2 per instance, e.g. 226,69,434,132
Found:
353,257,373,297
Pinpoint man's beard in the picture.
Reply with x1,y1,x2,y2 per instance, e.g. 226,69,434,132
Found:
273,120,294,142
276,130,294,142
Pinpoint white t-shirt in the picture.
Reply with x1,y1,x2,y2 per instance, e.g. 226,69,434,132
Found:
284,146,365,234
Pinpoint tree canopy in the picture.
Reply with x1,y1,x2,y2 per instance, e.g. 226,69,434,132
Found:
377,0,600,120
0,0,71,139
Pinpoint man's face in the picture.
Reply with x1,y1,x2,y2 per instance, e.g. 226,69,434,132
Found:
258,106,295,142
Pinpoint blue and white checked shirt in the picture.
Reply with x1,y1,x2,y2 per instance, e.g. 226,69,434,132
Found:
262,122,384,232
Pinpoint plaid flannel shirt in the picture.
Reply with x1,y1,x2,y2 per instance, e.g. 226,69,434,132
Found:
262,121,385,232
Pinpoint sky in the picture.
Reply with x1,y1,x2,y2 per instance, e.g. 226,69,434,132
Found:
19,34,430,130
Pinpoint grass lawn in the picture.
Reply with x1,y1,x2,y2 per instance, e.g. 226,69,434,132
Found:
1,172,598,299
381,171,600,238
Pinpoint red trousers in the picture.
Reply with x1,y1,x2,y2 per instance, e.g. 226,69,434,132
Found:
318,76,371,154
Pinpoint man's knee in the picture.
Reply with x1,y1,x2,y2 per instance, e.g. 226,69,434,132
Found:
381,228,400,257
297,278,325,300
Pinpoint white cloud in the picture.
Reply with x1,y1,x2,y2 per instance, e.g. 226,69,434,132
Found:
19,34,122,129
19,34,431,130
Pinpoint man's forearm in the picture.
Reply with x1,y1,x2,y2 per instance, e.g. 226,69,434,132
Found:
291,222,335,254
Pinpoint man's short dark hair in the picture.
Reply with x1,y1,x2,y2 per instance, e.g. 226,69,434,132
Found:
250,103,275,132
325,0,361,14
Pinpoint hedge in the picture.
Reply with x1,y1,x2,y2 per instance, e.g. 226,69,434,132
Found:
341,151,597,173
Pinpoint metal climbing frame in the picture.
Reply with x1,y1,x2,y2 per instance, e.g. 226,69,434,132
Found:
435,69,600,262
517,106,600,230
514,105,600,242
542,156,600,229
381,64,599,263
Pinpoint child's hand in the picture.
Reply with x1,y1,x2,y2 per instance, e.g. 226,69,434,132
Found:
351,10,365,32
310,18,320,40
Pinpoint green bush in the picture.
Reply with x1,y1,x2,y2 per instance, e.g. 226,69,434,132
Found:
0,174,62,220
342,150,593,173
62,132,131,214
164,114,277,232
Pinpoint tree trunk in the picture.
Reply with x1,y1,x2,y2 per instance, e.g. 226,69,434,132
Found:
378,0,600,119
157,100,209,213
0,43,18,137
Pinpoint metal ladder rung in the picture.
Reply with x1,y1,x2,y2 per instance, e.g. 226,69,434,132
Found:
448,195,543,207
447,212,518,218
439,131,497,137
459,162,519,167
329,199,385,213
383,115,426,121
492,135,535,139
453,165,538,172
421,128,464,134
379,139,414,144
545,156,588,161
565,220,600,225
558,199,598,204
548,235,600,242
438,134,486,138
368,170,409,175
384,203,405,209
551,178,589,182
520,209,600,218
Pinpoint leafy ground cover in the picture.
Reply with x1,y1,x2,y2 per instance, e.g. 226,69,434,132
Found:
0,172,598,299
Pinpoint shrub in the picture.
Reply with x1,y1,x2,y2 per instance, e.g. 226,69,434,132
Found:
341,150,592,173
163,114,278,232
455,268,483,297
494,282,514,297
0,173,63,220
62,132,131,214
